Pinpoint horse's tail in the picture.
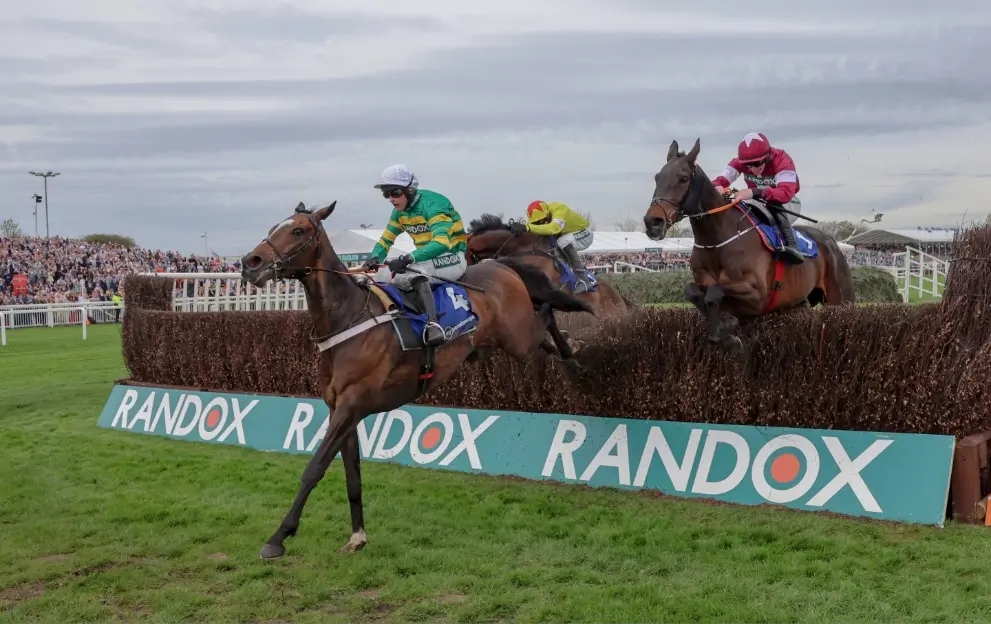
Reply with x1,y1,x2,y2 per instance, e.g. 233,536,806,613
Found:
496,257,595,315
800,226,857,304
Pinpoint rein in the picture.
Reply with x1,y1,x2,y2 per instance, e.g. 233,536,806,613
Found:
650,164,752,250
262,212,380,346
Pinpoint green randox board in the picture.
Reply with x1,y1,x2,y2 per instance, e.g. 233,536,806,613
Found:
98,384,956,526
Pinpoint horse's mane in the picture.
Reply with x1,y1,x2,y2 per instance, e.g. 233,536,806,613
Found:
467,213,514,235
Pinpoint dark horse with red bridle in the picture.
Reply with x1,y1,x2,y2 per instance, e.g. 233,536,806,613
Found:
240,200,593,559
643,139,855,354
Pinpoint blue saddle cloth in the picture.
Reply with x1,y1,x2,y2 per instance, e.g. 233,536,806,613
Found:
755,224,819,260
546,236,599,293
376,282,479,345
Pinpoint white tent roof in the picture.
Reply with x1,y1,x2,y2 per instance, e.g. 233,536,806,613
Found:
340,229,693,255
334,228,851,257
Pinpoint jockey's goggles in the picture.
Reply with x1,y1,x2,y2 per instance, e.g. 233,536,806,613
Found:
380,186,405,198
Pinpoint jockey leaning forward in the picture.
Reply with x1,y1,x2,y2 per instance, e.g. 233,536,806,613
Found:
362,164,468,347
712,132,805,264
509,200,594,293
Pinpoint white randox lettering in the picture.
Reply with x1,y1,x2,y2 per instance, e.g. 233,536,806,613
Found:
151,393,186,434
357,413,386,456
130,392,156,431
538,421,891,514
409,412,455,464
542,419,587,480
580,424,631,486
198,397,229,442
691,430,750,496
111,389,139,428
173,395,203,437
218,398,257,444
283,403,315,451
632,427,703,491
805,437,893,513
750,435,820,504
373,410,414,459
438,414,499,469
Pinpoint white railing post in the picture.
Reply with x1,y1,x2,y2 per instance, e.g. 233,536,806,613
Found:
80,307,87,340
903,247,911,303
1,311,5,346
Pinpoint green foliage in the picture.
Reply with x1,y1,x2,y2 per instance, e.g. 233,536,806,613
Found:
600,271,695,305
600,267,901,305
1,218,23,238
851,267,902,303
81,233,137,248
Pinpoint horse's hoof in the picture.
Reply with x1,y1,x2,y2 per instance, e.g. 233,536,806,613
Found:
259,543,286,560
726,336,744,356
339,531,367,554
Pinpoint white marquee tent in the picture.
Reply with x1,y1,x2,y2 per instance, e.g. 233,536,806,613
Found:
333,229,696,256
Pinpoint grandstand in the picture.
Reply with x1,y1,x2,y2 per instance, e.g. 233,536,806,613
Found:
0,222,954,336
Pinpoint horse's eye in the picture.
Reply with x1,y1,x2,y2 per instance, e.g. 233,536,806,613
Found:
679,176,689,183
292,228,304,236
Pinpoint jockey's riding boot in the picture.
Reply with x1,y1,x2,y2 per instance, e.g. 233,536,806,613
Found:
562,243,590,293
412,275,445,346
771,209,805,264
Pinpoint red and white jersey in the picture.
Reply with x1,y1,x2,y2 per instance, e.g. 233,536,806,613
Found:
712,147,800,205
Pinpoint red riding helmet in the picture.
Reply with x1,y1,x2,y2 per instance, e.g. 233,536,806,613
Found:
738,132,771,164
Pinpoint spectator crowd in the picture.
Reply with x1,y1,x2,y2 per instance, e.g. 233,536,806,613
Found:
1,235,237,306
3,233,937,307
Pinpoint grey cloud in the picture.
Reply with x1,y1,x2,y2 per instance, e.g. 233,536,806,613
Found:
189,6,445,42
4,18,180,57
5,15,991,251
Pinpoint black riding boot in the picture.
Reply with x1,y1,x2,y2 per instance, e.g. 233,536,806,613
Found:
412,275,445,346
561,243,590,293
771,209,805,264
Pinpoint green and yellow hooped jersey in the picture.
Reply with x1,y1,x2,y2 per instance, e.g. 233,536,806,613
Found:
371,189,467,263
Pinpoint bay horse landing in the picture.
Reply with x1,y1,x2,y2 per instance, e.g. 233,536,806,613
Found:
643,138,856,355
237,199,593,559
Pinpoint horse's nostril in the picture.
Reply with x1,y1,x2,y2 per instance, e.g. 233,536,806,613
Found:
244,254,263,269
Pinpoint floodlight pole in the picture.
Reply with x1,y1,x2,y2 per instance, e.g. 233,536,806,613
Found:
28,171,60,238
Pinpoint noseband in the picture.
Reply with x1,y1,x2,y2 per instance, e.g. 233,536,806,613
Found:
263,211,324,280
650,164,705,227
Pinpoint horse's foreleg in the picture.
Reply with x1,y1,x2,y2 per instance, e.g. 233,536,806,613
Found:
690,284,729,345
338,430,367,554
260,403,358,560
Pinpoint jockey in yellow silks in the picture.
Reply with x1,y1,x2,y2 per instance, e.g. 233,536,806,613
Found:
510,200,594,293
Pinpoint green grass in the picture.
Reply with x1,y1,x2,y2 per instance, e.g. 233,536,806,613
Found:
2,326,991,623
905,273,946,304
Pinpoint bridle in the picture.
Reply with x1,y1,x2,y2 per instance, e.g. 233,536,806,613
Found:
648,161,750,250
649,163,706,228
260,206,372,343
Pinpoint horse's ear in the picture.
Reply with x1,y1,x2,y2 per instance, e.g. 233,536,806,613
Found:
667,140,679,162
294,201,307,213
686,138,701,164
313,200,337,222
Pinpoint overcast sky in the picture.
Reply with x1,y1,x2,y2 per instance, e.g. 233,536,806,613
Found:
2,0,990,255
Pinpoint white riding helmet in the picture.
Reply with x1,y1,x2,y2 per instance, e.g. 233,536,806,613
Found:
374,164,419,190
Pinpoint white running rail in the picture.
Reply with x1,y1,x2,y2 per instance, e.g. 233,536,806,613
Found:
0,303,107,346
887,246,949,303
138,272,307,312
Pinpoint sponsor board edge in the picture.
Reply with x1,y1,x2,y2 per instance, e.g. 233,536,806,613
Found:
98,383,955,527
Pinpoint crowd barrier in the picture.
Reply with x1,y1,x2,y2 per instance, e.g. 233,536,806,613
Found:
99,225,991,527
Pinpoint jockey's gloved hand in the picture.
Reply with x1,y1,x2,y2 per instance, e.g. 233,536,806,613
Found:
386,254,413,274
362,257,381,271
509,222,527,235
